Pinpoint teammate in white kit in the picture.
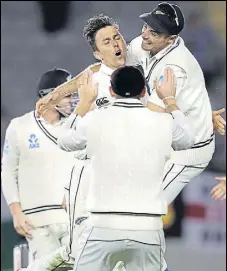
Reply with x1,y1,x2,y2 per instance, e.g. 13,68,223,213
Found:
59,65,194,271
35,11,225,204
1,68,77,264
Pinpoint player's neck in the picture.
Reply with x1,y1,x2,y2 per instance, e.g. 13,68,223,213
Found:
102,61,122,71
42,111,60,124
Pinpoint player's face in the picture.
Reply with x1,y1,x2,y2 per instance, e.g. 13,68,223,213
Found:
56,93,79,116
141,23,174,55
94,26,127,70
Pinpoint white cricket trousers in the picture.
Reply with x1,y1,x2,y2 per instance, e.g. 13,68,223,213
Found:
26,223,70,260
73,226,166,271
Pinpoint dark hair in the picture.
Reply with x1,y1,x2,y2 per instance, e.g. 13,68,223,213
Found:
83,13,119,51
110,66,146,98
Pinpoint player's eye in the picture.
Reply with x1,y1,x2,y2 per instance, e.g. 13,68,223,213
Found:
150,30,158,37
104,40,110,45
114,35,121,40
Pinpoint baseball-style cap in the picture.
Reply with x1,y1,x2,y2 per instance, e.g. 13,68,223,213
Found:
110,66,146,98
37,68,72,97
139,2,185,35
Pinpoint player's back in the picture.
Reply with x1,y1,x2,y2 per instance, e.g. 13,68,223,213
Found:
86,99,173,216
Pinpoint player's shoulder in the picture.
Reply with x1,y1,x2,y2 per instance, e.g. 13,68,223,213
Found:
8,111,34,128
146,109,173,122
127,35,144,53
128,35,143,47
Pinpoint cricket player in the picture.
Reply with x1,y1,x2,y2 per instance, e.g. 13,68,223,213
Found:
57,66,195,271
126,2,216,203
35,11,225,204
1,68,78,262
58,66,193,271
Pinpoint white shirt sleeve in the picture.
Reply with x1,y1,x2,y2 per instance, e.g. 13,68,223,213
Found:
126,35,145,66
1,121,20,205
57,112,94,152
171,110,195,150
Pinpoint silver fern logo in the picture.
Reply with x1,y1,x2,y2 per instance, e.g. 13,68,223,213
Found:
29,134,40,149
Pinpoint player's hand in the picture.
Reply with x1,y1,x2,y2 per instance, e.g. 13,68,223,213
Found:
154,67,177,101
78,70,98,104
35,92,61,117
13,211,34,238
210,176,226,200
212,108,226,136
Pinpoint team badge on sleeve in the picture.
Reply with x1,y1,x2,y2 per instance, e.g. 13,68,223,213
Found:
29,134,40,149
3,139,9,154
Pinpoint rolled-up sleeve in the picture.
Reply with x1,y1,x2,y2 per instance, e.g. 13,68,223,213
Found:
171,110,195,150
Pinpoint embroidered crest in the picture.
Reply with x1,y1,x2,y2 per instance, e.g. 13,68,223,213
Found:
29,134,40,149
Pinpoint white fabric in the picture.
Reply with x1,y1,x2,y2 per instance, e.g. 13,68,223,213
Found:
1,111,76,227
65,99,173,229
26,223,70,260
126,35,215,165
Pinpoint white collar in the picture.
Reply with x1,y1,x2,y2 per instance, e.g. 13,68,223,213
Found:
100,63,115,76
151,36,182,61
34,111,66,126
113,98,144,106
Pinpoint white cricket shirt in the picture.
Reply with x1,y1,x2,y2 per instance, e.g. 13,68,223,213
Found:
1,111,76,227
127,35,215,165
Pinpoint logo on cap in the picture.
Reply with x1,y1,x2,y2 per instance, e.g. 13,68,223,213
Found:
154,10,165,15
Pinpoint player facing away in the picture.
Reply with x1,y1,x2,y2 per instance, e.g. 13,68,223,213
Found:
59,66,194,271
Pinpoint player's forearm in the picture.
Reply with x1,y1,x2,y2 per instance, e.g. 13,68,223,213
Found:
51,63,101,100
146,102,166,112
9,202,22,216
74,101,92,117
1,170,20,206
51,73,81,100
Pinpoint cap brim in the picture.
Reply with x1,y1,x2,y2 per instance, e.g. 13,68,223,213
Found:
139,13,169,34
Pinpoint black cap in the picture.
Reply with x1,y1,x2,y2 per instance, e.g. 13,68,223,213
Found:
37,68,72,97
110,66,145,98
140,2,184,35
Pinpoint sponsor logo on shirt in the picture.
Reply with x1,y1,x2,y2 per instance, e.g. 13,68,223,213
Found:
96,97,110,108
3,139,9,154
29,134,40,149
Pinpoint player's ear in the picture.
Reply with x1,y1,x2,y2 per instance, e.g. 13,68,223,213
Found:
141,87,146,97
93,51,102,61
167,35,177,45
109,86,116,97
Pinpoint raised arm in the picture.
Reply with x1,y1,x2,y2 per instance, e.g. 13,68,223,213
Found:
36,63,101,117
57,70,98,152
153,67,194,150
